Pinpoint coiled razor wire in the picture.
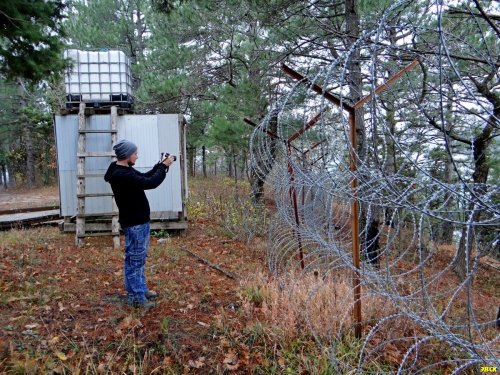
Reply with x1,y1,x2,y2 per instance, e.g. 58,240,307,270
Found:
250,0,499,373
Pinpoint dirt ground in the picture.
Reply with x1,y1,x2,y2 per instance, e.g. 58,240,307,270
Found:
0,186,59,211
0,185,269,374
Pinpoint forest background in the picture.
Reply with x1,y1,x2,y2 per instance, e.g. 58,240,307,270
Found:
1,0,498,190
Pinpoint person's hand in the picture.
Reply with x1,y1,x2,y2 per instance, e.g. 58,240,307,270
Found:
162,155,176,167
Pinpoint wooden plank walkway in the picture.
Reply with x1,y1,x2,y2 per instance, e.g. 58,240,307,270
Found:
0,209,60,229
0,205,59,215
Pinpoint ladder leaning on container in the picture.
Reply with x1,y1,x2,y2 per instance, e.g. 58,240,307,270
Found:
76,103,120,249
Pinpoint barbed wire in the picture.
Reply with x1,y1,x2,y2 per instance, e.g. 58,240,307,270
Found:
250,0,499,373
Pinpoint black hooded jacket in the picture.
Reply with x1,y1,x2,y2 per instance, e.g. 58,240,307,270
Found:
104,161,168,228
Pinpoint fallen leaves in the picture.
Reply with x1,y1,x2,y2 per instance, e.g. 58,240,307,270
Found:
21,329,38,337
96,363,107,374
49,336,60,345
116,315,143,335
223,349,240,371
383,343,404,364
188,356,205,369
0,207,267,373
6,294,40,303
53,350,67,361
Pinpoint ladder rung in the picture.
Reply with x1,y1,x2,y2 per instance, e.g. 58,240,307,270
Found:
78,129,117,134
77,173,106,178
77,212,118,218
77,193,114,198
77,151,115,157
77,232,120,238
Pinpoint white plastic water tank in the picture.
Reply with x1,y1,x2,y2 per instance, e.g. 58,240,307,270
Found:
64,49,133,104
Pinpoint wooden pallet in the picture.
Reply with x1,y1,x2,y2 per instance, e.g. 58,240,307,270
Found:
59,106,133,116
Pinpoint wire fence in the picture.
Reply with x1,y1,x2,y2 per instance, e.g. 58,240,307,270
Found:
250,0,499,373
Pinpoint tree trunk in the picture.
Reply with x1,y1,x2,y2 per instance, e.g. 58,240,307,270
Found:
24,125,34,186
345,0,373,256
18,78,34,187
246,19,273,201
240,152,246,180
453,121,494,279
129,3,146,95
453,72,497,279
384,103,396,226
1,164,7,189
439,151,455,243
233,147,238,184
250,110,278,203
227,152,233,178
250,168,265,204
187,145,196,177
437,92,455,243
202,145,207,178
345,0,365,160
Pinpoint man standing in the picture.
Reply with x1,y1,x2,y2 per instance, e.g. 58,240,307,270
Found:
104,139,176,308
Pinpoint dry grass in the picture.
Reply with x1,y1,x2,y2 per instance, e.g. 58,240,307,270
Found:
239,271,396,342
186,177,271,244
0,179,497,374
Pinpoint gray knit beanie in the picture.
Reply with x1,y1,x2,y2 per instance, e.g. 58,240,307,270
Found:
113,139,137,160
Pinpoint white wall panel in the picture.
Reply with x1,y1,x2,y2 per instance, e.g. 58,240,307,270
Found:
55,113,187,219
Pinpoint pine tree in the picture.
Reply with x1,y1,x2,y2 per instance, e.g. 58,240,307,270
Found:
0,0,66,83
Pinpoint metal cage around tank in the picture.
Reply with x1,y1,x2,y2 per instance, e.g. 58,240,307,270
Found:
64,49,134,109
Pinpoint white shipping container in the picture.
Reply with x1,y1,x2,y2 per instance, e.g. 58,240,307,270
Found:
54,113,188,231
64,49,133,103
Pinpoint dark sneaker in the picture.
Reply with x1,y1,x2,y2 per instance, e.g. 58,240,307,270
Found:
145,290,159,300
128,300,157,309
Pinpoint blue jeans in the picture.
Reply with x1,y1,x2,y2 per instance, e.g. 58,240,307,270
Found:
123,223,150,303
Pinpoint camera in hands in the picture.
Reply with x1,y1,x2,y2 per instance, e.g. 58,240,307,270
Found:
160,152,177,161
163,152,177,161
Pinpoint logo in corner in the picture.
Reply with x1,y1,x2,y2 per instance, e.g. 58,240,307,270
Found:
480,367,497,373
